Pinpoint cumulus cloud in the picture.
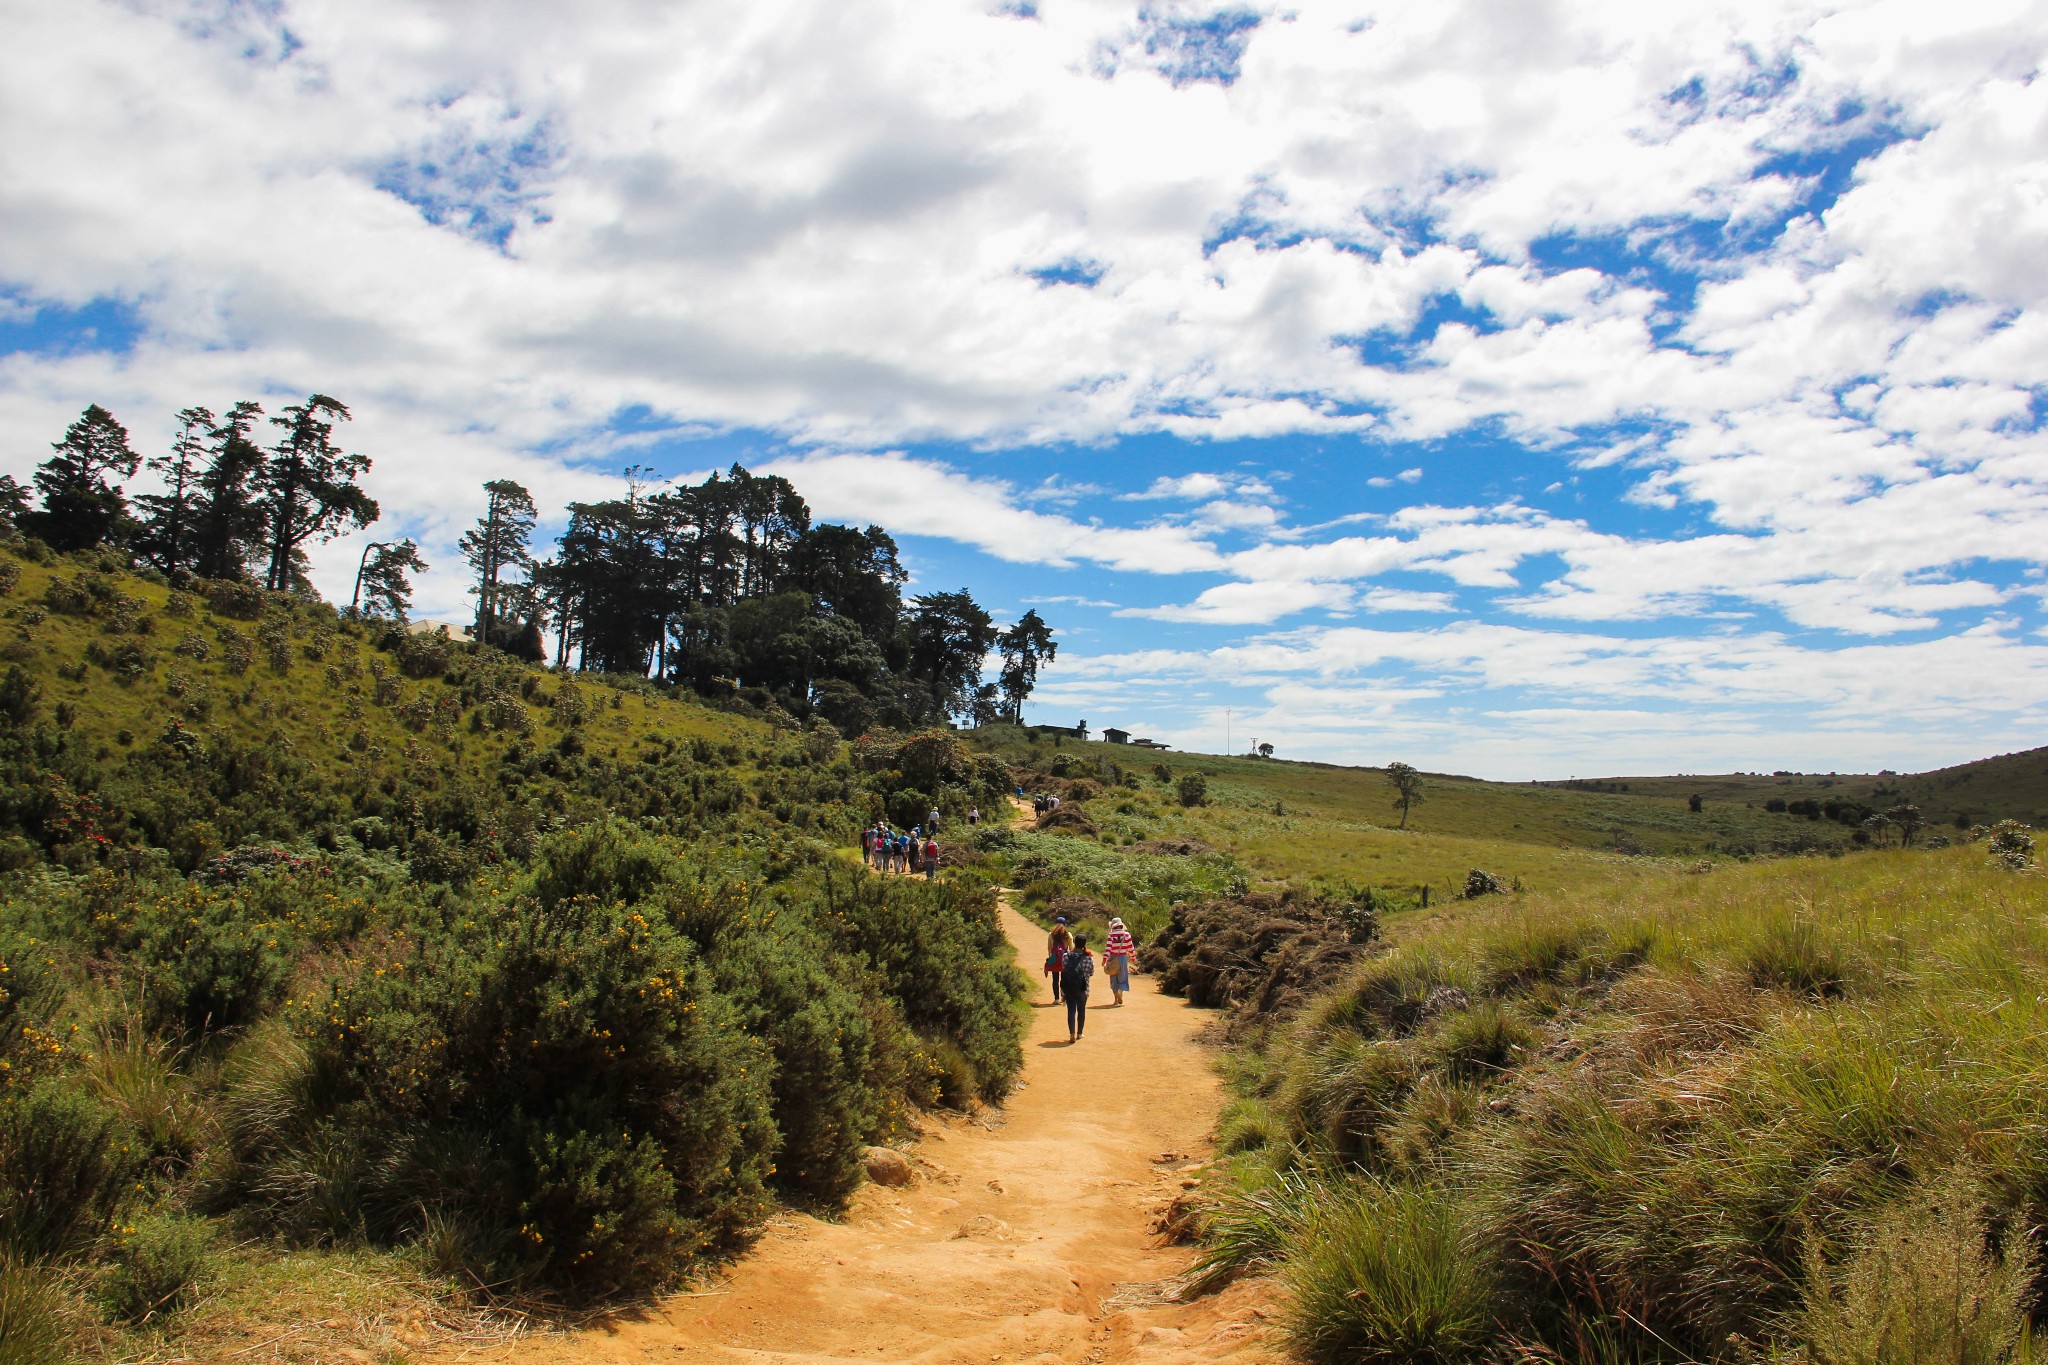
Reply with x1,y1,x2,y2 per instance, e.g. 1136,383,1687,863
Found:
4,0,2048,768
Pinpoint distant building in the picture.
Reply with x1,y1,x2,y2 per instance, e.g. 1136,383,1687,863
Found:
1102,727,1131,744
1130,738,1172,750
405,619,474,644
1027,719,1090,740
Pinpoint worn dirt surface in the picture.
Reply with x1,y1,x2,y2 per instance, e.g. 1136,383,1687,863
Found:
426,897,1283,1365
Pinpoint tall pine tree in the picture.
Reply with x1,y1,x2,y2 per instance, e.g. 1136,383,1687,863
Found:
353,539,428,621
25,404,138,552
459,479,537,648
133,406,213,576
996,609,1057,723
259,395,378,592
192,402,267,581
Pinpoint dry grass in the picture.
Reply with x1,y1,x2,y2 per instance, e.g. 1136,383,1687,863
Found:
1206,846,2048,1363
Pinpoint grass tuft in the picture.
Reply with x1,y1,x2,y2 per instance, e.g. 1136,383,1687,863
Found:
1282,1179,1496,1365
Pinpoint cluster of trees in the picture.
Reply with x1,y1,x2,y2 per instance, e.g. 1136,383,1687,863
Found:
8,404,1062,732
2,399,401,606
1762,792,1928,843
470,463,1056,733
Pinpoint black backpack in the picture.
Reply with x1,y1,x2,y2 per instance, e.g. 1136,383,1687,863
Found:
1061,951,1093,996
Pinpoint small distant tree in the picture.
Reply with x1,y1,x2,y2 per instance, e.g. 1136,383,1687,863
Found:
1688,793,1703,813
0,476,29,535
1862,812,1896,848
996,609,1057,723
1256,741,1275,759
356,540,427,622
1987,820,2034,871
191,401,268,580
1176,772,1208,807
134,406,214,576
1152,762,1172,784
260,395,379,592
1884,803,1924,847
460,479,537,648
1386,761,1424,829
26,404,139,551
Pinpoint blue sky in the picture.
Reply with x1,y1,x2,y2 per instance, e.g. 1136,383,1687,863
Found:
3,0,2046,778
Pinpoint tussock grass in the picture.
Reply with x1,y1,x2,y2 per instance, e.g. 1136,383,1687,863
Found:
1210,848,2048,1363
1282,1179,1496,1365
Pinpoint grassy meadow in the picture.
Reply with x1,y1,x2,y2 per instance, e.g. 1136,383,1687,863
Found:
1193,843,2048,1363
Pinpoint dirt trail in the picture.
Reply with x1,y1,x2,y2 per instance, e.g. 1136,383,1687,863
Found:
434,896,1282,1365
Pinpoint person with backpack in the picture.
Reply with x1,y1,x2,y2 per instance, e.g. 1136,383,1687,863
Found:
922,834,939,879
1045,915,1073,1002
1103,916,1137,1006
927,806,941,833
1060,932,1095,1042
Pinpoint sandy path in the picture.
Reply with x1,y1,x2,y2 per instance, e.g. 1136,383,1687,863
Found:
433,899,1282,1365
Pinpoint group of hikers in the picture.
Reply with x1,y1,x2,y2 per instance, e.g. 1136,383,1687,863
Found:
861,817,942,878
1043,913,1139,1043
860,803,989,877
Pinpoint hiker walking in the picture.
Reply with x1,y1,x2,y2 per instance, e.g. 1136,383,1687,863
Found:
1045,915,1073,1002
927,805,941,833
922,834,938,880
1061,933,1095,1042
1103,916,1137,1006
968,806,980,827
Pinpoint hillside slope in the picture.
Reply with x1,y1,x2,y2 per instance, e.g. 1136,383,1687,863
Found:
965,728,2041,909
1193,842,2048,1364
0,546,1033,1361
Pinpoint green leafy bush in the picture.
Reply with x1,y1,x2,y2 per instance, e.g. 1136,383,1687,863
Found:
245,893,776,1303
96,1211,213,1324
0,1080,142,1261
101,885,303,1038
815,868,1024,1103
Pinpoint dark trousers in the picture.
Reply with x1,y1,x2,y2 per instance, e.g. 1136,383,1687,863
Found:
1065,990,1088,1037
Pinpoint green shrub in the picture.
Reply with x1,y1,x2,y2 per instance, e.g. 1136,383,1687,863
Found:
252,893,776,1303
815,868,1025,1103
1283,1180,1497,1365
530,821,677,911
106,885,302,1037
404,830,474,886
0,1080,142,1261
96,1211,213,1324
0,932,60,1070
693,889,881,1203
0,1253,72,1365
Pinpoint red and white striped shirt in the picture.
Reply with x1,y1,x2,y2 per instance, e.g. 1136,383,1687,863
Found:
1104,928,1136,960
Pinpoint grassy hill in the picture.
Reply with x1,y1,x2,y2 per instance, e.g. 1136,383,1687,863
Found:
0,545,1032,1360
1586,747,2048,831
966,728,2044,920
1182,840,2048,1364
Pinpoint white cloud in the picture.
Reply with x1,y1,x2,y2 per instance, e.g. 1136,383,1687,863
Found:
2,0,2047,768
